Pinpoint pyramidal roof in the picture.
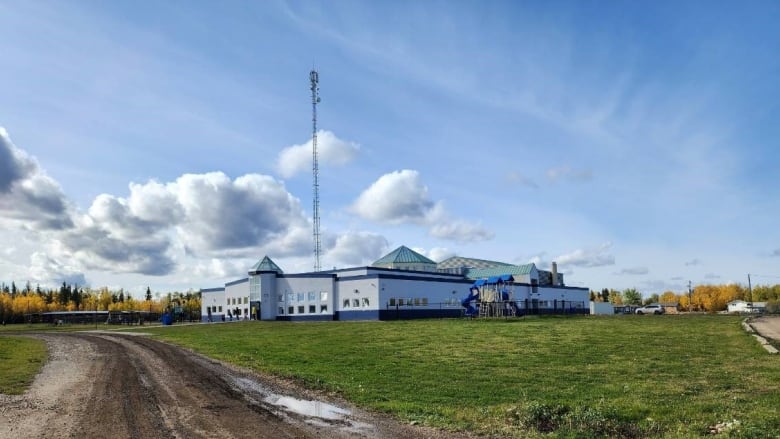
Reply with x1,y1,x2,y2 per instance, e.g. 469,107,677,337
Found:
373,245,436,266
249,256,283,274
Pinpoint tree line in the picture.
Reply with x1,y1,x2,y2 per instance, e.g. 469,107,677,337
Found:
0,282,201,324
591,283,780,313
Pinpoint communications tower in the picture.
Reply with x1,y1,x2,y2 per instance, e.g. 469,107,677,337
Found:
310,70,322,272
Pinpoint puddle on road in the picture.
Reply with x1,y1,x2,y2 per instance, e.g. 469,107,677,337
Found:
233,377,374,434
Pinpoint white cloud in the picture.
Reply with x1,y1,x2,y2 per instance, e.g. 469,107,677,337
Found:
556,242,615,268
614,267,649,275
28,251,88,287
326,231,388,267
276,130,360,178
429,220,494,242
0,128,73,230
425,247,456,263
506,172,539,189
351,169,493,242
545,165,593,183
192,258,248,279
351,170,434,224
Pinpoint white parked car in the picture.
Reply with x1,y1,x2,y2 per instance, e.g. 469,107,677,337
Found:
636,304,665,315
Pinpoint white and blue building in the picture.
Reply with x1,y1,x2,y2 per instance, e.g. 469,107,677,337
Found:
200,245,590,322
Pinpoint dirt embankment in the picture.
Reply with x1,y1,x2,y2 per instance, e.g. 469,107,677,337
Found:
0,332,473,439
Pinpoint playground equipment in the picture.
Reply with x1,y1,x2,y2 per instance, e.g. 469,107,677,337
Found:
461,275,520,318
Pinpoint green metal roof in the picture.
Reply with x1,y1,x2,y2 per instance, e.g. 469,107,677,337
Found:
373,245,436,266
465,264,535,280
249,256,283,273
437,256,513,270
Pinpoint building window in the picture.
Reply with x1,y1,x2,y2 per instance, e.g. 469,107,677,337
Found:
244,308,248,316
308,292,316,301
343,299,350,308
278,294,284,302
218,306,222,312
352,298,359,308
320,291,328,301
320,305,328,313
389,298,396,306
244,297,248,304
362,298,370,307
422,298,428,305
309,305,316,313
297,293,305,302
288,306,294,314
414,298,420,306
278,306,284,315
298,305,304,314
287,293,295,302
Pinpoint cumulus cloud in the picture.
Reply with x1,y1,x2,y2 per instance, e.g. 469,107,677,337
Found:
351,169,493,242
425,247,456,263
546,165,592,183
351,170,434,224
276,130,360,178
555,242,615,268
28,251,88,287
614,267,649,275
192,258,248,279
171,172,309,254
0,128,73,230
429,220,494,242
326,231,388,266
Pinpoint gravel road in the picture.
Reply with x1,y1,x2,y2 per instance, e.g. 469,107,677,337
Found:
0,332,472,439
750,315,780,342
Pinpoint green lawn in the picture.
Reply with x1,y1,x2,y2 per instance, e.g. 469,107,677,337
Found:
0,335,47,395
141,316,780,437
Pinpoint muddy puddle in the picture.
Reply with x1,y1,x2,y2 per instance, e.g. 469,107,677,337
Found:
233,377,374,433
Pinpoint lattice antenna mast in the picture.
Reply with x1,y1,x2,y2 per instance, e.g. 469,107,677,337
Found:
310,69,322,272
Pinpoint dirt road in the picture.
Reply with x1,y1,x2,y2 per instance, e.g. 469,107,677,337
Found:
750,315,780,342
0,332,469,439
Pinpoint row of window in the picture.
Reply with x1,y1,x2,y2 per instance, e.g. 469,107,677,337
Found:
279,291,329,303
227,297,249,305
206,306,223,313
279,304,329,315
388,297,428,306
343,298,370,308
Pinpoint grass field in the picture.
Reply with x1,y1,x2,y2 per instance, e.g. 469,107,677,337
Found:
0,335,47,395
142,315,780,438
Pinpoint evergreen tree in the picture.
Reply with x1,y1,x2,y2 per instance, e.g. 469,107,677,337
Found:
118,291,125,303
60,282,70,305
145,287,152,301
11,281,17,298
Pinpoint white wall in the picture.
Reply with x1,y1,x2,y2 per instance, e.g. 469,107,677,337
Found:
336,278,379,311
378,277,470,308
274,276,335,317
225,279,250,318
590,301,614,315
201,289,225,318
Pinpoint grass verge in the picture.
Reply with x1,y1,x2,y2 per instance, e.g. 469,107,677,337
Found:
0,335,47,394
144,316,780,438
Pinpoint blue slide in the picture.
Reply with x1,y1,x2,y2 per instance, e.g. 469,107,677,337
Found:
461,286,480,317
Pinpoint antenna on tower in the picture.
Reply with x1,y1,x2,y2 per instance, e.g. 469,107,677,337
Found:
310,69,322,272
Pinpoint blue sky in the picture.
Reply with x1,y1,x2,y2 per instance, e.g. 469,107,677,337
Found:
1,0,779,297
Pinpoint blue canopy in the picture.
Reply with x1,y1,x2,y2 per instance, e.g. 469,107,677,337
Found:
500,274,514,282
487,276,501,284
473,279,486,287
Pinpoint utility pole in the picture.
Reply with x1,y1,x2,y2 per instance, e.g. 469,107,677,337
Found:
747,273,752,302
688,280,693,313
